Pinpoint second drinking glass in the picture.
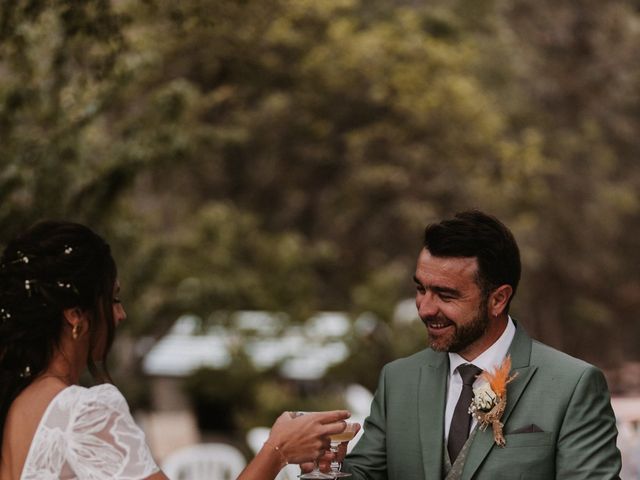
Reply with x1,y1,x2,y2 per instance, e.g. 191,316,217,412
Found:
292,412,334,479
329,421,358,478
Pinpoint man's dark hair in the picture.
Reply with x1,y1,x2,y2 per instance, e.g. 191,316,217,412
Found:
423,210,521,310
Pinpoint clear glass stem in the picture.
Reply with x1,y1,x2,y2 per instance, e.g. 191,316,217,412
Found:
329,441,351,477
299,459,332,479
330,442,341,475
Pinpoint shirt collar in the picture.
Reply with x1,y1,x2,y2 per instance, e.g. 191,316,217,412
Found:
448,316,516,378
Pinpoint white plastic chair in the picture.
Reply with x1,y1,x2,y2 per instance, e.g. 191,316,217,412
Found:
161,443,246,480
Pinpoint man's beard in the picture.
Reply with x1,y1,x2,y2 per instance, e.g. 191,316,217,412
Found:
427,299,490,353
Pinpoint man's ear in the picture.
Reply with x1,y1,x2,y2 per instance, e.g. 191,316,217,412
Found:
488,284,513,317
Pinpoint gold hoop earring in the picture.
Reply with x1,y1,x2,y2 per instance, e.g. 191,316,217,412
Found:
72,324,79,340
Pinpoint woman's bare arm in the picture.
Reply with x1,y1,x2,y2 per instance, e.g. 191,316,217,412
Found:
144,410,349,480
237,410,350,480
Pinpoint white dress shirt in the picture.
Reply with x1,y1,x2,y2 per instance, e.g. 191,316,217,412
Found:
443,317,516,442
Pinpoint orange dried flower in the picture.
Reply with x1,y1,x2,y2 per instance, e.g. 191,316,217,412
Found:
480,355,514,398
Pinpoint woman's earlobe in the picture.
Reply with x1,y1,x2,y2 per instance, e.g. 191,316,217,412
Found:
63,307,77,325
62,307,86,334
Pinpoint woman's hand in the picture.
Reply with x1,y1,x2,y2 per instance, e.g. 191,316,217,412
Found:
266,410,350,465
237,411,352,480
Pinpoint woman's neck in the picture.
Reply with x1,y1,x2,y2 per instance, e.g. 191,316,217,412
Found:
42,339,87,385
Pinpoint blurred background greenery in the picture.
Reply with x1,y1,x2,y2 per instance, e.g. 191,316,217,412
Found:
1,0,639,442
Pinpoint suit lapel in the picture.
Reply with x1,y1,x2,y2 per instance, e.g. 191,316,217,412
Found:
500,323,537,425
461,324,538,480
418,351,448,479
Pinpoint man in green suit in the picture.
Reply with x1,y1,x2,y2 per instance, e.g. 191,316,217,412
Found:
342,210,621,479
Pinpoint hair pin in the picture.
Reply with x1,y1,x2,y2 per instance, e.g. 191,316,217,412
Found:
10,253,29,265
19,365,32,378
24,279,34,297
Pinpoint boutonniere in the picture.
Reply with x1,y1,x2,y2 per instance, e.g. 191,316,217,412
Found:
468,355,518,447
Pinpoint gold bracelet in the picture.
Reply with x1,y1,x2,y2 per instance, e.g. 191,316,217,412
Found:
264,439,288,468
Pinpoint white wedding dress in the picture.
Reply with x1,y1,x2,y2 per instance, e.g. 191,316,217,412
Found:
21,384,160,480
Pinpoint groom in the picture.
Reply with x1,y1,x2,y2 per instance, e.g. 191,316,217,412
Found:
342,210,621,479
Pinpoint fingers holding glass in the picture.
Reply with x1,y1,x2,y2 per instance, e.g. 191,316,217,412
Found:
292,412,335,480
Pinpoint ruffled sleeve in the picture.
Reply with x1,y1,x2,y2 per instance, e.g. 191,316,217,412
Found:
21,384,159,480
65,384,159,480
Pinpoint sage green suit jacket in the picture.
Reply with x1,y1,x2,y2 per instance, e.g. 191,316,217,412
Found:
343,324,621,479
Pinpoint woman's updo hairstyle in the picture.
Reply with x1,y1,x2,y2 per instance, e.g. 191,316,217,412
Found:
0,221,118,445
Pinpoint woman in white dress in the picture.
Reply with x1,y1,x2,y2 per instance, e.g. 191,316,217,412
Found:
0,221,349,480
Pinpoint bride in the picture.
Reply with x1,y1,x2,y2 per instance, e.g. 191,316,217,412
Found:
0,221,349,479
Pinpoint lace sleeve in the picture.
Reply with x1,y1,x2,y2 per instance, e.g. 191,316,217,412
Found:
65,384,159,480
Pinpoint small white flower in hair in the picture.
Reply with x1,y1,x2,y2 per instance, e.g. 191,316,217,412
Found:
9,251,30,265
64,246,73,255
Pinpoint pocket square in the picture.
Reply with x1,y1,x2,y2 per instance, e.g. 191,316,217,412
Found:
510,424,544,434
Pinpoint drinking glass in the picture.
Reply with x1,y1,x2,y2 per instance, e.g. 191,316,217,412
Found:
329,421,358,478
291,412,334,479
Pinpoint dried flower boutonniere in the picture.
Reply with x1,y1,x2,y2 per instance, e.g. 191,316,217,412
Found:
468,355,518,447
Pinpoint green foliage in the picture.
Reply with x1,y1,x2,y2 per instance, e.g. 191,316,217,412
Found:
0,0,132,230
183,357,262,432
2,0,640,423
183,358,347,434
327,317,427,392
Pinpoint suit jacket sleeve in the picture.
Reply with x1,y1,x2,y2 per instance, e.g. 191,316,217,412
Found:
342,366,389,480
556,365,621,479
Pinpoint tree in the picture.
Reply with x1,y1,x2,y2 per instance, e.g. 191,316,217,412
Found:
2,0,638,397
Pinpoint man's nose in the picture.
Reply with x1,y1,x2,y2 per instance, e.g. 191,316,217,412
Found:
417,293,438,318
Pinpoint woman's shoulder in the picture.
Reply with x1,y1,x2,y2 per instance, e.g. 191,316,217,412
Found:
53,383,130,417
20,382,160,479
13,376,68,406
6,377,69,434
3,381,64,450
64,383,127,403
2,379,104,480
